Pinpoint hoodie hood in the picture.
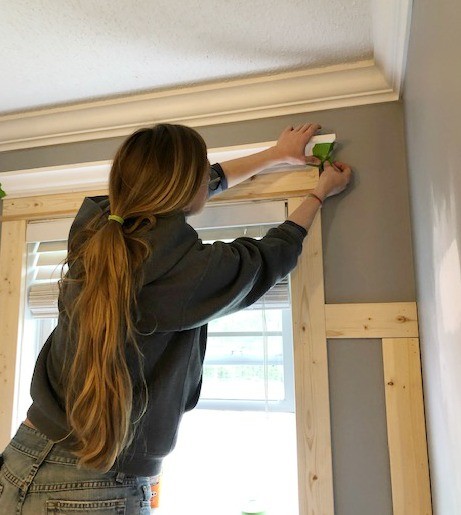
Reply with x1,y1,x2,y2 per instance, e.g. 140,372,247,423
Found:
70,195,200,285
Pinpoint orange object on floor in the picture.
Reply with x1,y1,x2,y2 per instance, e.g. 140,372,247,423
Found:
150,474,162,509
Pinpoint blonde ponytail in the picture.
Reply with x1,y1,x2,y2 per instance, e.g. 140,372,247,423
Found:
62,124,208,471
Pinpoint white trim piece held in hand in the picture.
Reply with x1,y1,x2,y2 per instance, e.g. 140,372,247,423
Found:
0,135,335,199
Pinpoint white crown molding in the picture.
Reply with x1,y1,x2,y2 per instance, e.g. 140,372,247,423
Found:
0,61,391,152
0,135,335,199
0,0,413,153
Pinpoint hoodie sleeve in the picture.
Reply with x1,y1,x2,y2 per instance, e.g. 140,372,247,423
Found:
208,163,228,198
181,220,307,329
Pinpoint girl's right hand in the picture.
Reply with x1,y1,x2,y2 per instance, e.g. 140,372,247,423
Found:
313,161,352,201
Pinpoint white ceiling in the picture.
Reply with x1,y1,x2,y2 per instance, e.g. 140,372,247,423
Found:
1,0,373,115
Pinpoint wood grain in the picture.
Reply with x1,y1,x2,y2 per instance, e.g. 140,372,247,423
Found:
0,220,27,448
0,169,318,222
325,302,419,339
288,198,335,515
382,338,432,515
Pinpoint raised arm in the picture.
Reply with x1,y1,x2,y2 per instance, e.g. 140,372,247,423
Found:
288,160,352,231
219,123,322,188
217,122,352,233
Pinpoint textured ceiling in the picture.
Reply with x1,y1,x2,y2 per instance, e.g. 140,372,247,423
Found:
1,0,373,115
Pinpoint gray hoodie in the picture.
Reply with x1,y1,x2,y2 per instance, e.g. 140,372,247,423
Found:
27,165,307,476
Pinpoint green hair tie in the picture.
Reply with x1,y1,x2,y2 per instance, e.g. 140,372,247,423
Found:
108,214,125,225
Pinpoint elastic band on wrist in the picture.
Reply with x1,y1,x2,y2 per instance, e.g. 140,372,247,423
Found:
306,193,323,206
108,214,125,225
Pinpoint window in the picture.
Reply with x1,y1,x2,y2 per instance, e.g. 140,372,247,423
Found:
20,201,299,514
202,307,294,412
15,238,65,428
196,226,294,414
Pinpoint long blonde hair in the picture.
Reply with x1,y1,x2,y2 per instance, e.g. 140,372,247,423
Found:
62,124,208,472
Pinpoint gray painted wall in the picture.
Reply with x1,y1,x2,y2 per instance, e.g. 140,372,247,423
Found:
403,1,461,512
328,339,392,515
0,102,414,513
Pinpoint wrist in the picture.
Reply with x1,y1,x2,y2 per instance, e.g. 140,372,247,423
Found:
311,187,327,202
306,192,323,207
266,145,287,166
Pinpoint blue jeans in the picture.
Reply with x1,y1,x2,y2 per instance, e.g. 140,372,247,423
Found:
0,424,153,514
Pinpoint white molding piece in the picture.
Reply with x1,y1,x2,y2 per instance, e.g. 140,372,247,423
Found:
0,135,335,199
1,161,111,198
372,0,413,95
0,60,391,152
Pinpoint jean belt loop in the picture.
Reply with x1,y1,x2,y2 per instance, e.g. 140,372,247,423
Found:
115,471,125,484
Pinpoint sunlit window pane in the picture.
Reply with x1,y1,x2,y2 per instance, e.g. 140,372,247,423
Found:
208,308,283,332
206,335,283,362
201,364,285,400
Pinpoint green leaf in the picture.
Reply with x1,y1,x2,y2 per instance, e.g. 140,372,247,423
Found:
312,142,335,161
0,183,6,199
312,142,335,172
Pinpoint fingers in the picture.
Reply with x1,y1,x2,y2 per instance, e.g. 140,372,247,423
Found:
333,161,352,173
324,161,352,184
324,161,352,173
282,125,294,135
291,123,322,133
305,155,322,166
281,123,322,141
323,161,337,171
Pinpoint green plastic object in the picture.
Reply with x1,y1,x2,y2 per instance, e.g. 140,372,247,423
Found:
0,183,6,199
241,499,266,515
312,141,335,172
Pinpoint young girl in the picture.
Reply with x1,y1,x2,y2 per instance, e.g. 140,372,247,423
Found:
0,123,351,513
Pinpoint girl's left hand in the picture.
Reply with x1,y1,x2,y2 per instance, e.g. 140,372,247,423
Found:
274,123,322,166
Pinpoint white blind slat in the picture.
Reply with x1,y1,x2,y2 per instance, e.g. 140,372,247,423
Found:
37,241,68,253
29,282,60,318
36,252,67,268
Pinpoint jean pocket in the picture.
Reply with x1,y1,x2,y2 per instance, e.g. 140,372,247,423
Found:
46,498,126,514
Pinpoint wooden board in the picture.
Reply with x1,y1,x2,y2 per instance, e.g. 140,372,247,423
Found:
1,189,108,222
212,169,318,202
382,338,432,515
325,302,419,339
288,198,335,515
0,220,27,448
0,169,318,222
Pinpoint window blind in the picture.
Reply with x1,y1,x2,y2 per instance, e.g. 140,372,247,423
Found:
27,230,290,317
26,201,289,318
28,241,67,318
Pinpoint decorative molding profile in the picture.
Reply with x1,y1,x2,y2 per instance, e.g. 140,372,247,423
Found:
0,0,412,152
0,62,388,152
